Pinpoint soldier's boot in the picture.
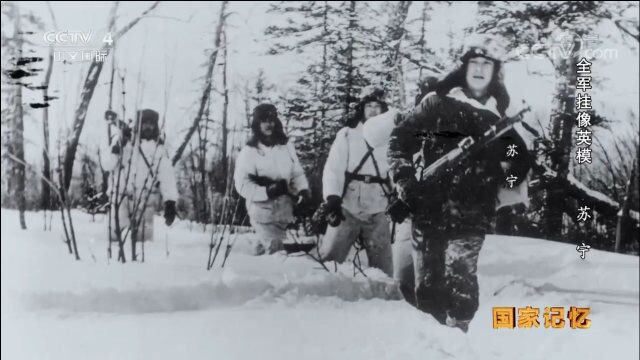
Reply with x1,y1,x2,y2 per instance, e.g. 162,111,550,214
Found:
446,313,471,333
398,283,417,307
442,235,485,332
413,231,448,324
415,282,447,325
414,252,447,324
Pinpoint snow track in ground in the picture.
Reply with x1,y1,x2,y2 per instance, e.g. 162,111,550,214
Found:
1,210,638,360
24,269,400,314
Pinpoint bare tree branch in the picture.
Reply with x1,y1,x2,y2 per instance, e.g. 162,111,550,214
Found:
61,1,160,191
172,1,228,166
614,19,640,43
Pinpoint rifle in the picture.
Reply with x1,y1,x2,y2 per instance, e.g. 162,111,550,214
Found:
387,105,532,223
247,173,315,221
309,201,331,235
247,174,275,187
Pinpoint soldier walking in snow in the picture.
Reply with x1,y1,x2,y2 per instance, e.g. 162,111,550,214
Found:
317,87,394,276
107,109,179,247
234,103,311,255
390,77,439,305
387,36,531,331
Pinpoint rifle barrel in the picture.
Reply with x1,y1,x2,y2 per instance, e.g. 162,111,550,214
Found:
418,106,532,182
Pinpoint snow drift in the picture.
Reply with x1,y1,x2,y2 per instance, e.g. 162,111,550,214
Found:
1,209,638,360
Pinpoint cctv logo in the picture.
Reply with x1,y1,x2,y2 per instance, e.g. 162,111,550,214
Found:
43,30,93,45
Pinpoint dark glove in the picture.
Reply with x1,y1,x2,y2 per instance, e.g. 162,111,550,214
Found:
325,195,345,227
396,178,421,206
163,200,177,226
297,189,311,203
293,189,313,218
386,178,420,223
266,179,288,199
386,197,412,223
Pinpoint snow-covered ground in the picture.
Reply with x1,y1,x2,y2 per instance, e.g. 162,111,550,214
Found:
1,209,638,360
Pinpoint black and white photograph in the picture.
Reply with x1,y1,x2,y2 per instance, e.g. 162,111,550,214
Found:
1,1,639,359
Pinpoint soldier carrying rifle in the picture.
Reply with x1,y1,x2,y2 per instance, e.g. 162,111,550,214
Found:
386,35,532,332
234,103,311,255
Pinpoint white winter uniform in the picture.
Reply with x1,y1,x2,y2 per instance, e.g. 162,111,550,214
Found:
107,137,178,244
319,123,393,276
234,141,309,254
362,109,416,283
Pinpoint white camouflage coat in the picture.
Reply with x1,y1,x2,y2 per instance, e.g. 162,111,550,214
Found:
106,137,178,243
107,138,179,203
323,123,391,219
234,141,309,224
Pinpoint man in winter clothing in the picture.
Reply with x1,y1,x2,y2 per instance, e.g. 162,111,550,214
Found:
318,87,394,276
387,36,531,331
107,109,179,245
234,103,311,255
386,78,440,306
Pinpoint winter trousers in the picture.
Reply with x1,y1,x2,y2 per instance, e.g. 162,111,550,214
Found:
251,221,288,255
318,208,393,276
392,221,417,305
109,196,155,243
395,223,484,329
495,203,527,236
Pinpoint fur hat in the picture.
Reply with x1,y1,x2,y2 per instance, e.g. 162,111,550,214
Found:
348,86,389,128
247,103,288,147
435,36,510,116
461,34,507,64
252,103,278,124
137,109,160,141
137,109,159,125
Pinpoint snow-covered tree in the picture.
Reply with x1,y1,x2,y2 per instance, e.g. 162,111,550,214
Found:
478,1,639,248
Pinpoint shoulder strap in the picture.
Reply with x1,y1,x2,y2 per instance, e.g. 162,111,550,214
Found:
340,135,389,198
340,130,368,198
363,140,391,197
364,141,381,178
138,145,155,178
351,143,374,178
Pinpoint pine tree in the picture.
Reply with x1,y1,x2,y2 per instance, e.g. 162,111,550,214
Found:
403,1,454,98
376,1,412,107
478,1,639,244
266,1,350,201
